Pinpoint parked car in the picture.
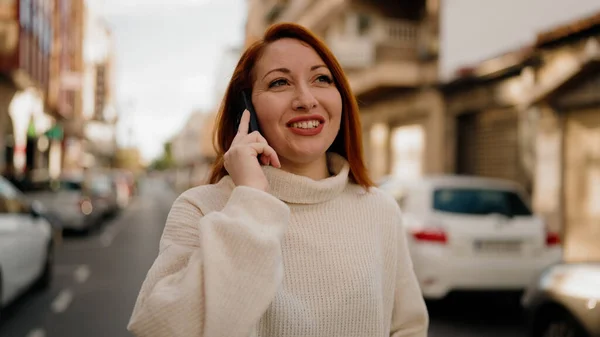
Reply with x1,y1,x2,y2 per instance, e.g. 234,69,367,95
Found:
379,175,562,300
25,171,118,233
0,176,53,318
522,262,600,337
25,177,100,233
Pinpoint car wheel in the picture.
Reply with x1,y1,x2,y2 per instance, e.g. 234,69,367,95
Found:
35,242,54,290
538,307,588,337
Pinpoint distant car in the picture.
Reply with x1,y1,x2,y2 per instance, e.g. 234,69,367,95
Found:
522,262,600,337
379,175,562,300
25,171,119,233
26,177,104,233
0,176,53,317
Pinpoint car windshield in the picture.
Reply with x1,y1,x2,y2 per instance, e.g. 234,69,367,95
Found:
432,188,532,217
89,176,112,195
59,181,83,191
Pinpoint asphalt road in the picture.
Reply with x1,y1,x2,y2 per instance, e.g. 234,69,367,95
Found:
0,177,529,337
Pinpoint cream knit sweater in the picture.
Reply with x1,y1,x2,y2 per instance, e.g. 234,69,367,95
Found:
128,153,428,337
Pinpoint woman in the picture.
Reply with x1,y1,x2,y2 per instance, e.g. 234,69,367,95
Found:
128,22,428,337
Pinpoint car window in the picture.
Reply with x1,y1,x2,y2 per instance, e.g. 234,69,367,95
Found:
0,178,28,214
432,188,532,217
60,180,82,191
88,176,112,195
0,177,20,199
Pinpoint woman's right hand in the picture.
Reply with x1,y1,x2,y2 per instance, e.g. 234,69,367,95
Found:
224,109,281,192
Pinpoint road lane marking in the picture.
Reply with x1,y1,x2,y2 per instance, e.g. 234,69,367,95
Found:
51,289,73,313
99,209,137,247
74,264,91,284
26,329,46,337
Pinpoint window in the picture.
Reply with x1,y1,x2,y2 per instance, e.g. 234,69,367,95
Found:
358,14,371,35
432,188,532,217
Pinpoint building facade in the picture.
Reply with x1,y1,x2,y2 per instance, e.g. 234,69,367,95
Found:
81,7,118,169
171,111,217,191
0,0,86,185
52,0,85,174
528,14,600,262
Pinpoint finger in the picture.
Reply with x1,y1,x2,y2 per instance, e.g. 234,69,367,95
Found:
236,109,250,136
247,143,281,168
247,131,268,144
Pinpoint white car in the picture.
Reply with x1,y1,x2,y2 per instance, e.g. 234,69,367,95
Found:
380,175,562,300
0,176,53,317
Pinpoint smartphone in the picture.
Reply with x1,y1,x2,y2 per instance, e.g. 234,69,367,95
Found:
235,91,260,133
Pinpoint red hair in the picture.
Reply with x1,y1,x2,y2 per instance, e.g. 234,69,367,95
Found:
208,22,374,189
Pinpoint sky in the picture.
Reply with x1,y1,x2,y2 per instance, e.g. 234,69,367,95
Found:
89,0,600,162
88,0,247,162
441,0,600,80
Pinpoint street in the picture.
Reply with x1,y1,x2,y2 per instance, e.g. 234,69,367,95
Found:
0,177,528,337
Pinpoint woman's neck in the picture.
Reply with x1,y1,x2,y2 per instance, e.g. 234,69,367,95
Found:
278,154,330,181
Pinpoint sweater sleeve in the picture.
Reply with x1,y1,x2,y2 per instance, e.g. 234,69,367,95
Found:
127,185,290,337
389,213,429,337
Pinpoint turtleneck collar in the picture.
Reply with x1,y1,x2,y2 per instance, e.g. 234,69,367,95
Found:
261,152,349,205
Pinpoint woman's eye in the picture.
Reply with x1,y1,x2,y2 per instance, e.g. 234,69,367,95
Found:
269,79,288,88
316,75,333,84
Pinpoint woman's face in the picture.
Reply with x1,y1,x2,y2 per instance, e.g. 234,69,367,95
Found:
251,38,342,166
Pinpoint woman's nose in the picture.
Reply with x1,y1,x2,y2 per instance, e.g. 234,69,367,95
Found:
292,86,318,111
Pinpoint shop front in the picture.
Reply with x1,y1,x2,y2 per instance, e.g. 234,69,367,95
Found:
554,70,600,261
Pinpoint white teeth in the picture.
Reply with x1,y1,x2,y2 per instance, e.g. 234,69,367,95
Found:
291,120,320,129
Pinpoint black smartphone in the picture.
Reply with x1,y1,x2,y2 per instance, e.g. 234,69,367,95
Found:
235,91,260,133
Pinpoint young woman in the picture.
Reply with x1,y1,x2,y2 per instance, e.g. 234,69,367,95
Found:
128,22,428,337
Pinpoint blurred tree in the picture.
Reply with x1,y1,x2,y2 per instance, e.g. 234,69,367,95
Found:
150,141,175,171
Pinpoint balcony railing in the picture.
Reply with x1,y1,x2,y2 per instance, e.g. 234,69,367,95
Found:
329,37,375,68
328,18,421,68
372,19,419,48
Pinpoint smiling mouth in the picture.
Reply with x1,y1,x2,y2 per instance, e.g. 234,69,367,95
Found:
288,120,322,129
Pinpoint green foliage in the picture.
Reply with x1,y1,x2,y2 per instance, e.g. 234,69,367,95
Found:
150,141,175,171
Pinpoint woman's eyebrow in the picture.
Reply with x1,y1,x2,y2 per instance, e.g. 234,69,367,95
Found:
262,68,290,80
261,64,328,80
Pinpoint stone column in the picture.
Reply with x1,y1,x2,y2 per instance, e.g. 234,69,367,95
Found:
532,104,563,234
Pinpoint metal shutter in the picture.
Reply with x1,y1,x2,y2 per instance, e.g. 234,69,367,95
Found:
456,108,521,183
